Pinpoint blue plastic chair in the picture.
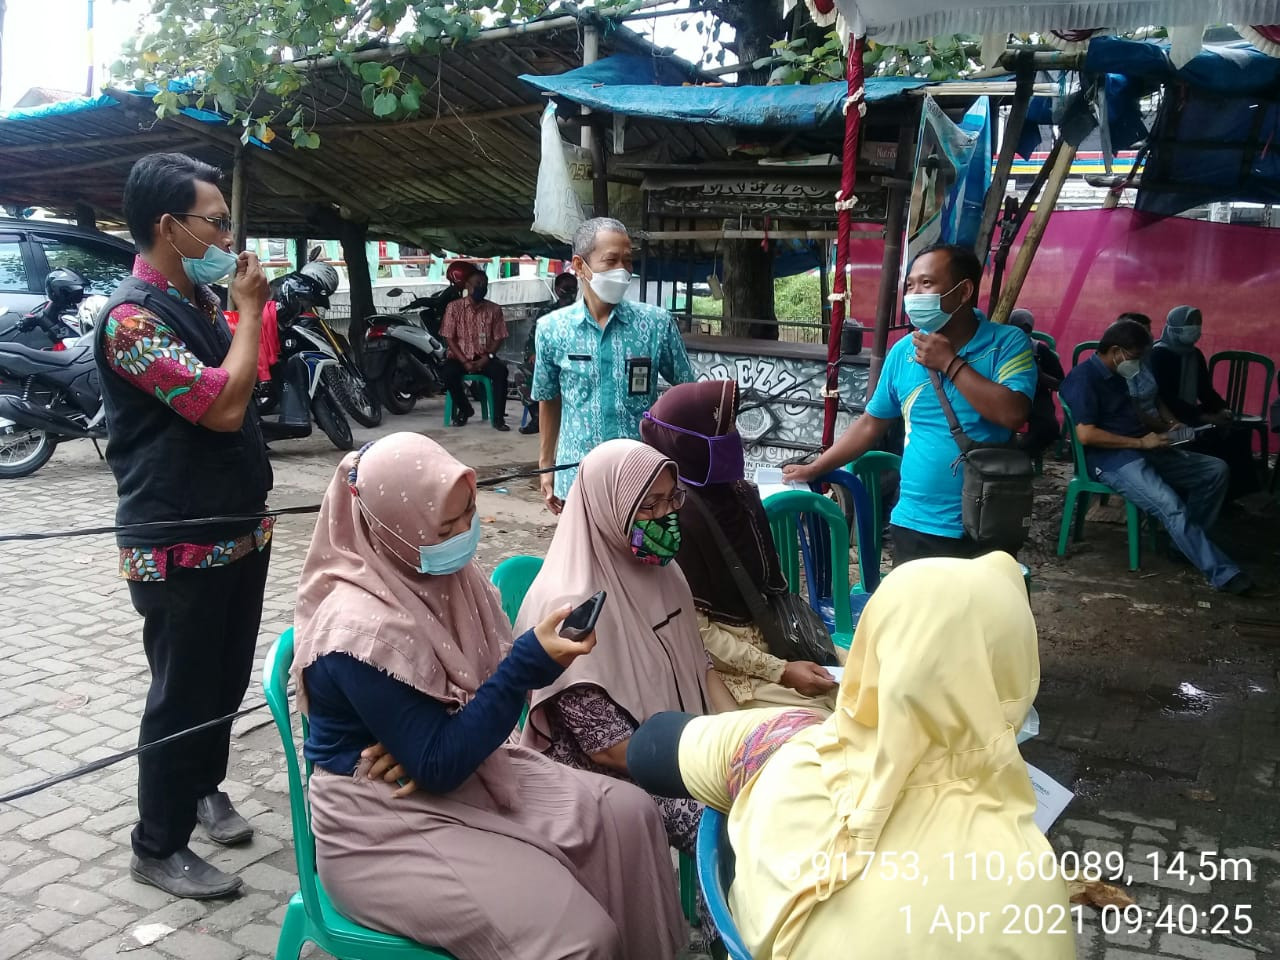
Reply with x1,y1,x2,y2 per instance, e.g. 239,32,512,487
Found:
695,808,752,960
263,629,455,960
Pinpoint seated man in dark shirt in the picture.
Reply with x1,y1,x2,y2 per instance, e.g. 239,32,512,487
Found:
1059,318,1251,595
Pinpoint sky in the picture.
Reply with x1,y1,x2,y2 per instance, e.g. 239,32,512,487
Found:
0,0,729,110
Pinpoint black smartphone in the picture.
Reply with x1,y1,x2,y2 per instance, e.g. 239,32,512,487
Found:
559,590,607,640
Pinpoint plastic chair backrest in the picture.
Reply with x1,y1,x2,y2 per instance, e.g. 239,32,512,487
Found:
763,489,853,636
816,469,881,595
1209,350,1276,419
490,555,544,626
848,451,901,571
1030,330,1057,349
695,808,752,960
1060,401,1088,479
1072,340,1100,368
263,628,324,922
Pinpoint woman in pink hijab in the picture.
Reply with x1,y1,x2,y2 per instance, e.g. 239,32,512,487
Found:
292,433,684,960
516,439,737,944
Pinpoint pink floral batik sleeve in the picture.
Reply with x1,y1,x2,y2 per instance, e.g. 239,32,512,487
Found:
102,305,229,424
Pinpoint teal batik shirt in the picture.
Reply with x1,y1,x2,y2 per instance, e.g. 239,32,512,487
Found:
531,298,694,498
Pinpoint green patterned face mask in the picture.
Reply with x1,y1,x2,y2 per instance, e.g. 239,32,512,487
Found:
630,512,682,566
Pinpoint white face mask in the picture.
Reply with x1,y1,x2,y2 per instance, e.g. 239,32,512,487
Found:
584,265,631,305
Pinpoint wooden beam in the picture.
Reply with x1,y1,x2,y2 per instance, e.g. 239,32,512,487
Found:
1,141,202,180
975,72,1034,262
990,142,1077,326
313,102,544,136
0,130,173,157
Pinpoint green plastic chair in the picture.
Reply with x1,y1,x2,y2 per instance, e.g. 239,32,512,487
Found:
443,374,493,426
1209,349,1275,468
487,556,700,926
1030,330,1057,350
263,628,455,960
490,555,544,626
763,489,854,649
847,450,901,593
1071,340,1100,368
1057,403,1142,571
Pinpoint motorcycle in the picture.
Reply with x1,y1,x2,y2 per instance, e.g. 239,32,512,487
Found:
255,309,355,452
361,286,450,415
0,329,106,479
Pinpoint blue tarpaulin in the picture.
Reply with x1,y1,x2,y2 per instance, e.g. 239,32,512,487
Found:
1083,37,1280,215
520,54,931,130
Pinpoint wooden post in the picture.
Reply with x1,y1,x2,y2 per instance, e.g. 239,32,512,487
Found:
990,143,1077,326
580,22,609,217
74,202,96,231
580,23,598,151
975,72,1034,262
230,145,248,254
295,237,308,270
868,111,917,394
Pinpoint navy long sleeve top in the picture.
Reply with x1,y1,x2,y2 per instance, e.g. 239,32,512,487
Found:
301,628,563,793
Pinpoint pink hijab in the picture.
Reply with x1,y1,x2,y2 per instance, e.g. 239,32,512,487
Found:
292,432,516,808
516,439,710,751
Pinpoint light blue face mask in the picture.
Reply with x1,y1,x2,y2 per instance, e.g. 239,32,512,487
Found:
171,219,238,285
903,280,965,334
416,514,481,575
1172,325,1202,347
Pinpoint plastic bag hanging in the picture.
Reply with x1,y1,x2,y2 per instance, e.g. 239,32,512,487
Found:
531,102,586,244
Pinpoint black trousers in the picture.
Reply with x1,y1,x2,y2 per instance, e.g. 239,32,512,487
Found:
441,357,508,424
127,546,271,859
889,523,1014,566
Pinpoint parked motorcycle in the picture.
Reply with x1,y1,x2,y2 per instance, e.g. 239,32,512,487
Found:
362,286,450,415
269,265,381,428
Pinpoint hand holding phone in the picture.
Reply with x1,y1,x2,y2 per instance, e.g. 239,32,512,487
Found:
533,592,606,667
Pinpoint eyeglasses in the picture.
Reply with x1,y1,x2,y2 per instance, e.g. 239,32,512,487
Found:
168,213,234,233
638,488,687,514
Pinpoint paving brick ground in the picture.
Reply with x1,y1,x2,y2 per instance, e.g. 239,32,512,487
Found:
0,403,1277,959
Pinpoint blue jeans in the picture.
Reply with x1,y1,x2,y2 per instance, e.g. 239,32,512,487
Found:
1098,450,1240,589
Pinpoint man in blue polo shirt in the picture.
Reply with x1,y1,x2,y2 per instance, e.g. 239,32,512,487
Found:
1059,318,1251,594
785,243,1035,563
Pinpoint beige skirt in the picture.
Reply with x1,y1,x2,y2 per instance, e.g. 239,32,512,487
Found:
309,744,685,960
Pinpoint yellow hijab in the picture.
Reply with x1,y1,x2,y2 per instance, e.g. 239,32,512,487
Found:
678,552,1073,959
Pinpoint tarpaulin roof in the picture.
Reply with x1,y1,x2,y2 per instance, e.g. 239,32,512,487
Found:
1081,37,1280,214
520,54,931,130
823,1,1280,43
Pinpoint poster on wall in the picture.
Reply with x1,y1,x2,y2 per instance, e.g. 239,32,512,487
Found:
904,96,992,268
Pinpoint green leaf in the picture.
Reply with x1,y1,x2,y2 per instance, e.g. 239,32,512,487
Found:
379,65,400,87
359,61,383,83
751,55,775,69
399,85,420,111
372,91,398,116
822,59,844,79
361,83,377,109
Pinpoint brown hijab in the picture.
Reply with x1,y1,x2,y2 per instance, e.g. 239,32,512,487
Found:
640,380,788,626
516,439,710,751
293,432,517,808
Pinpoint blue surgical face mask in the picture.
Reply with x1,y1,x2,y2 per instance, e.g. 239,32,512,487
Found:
417,514,482,575
171,220,238,285
1173,325,1202,347
903,280,965,334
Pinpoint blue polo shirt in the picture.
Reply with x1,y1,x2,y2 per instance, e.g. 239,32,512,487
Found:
1059,354,1146,478
866,316,1036,538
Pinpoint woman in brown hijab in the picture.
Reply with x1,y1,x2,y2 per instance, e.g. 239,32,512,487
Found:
293,433,685,960
517,439,737,861
641,380,838,711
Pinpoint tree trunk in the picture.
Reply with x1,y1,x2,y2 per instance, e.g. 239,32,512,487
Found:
339,219,374,356
722,239,777,339
717,0,785,338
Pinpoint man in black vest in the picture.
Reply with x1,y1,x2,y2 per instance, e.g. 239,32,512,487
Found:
96,153,273,898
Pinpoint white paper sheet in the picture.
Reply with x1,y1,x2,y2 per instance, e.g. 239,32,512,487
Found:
755,466,806,503
1025,762,1074,834
824,666,844,684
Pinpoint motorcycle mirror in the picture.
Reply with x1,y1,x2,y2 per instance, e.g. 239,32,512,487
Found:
386,287,404,298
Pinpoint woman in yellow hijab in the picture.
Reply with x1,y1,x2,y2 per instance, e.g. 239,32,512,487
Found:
627,552,1074,959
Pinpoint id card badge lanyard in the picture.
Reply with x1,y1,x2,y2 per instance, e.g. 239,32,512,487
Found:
627,356,653,396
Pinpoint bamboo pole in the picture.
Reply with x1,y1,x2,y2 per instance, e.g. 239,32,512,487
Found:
975,72,1034,262
989,142,1078,326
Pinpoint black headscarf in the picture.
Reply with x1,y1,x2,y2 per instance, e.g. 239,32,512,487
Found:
640,381,788,626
